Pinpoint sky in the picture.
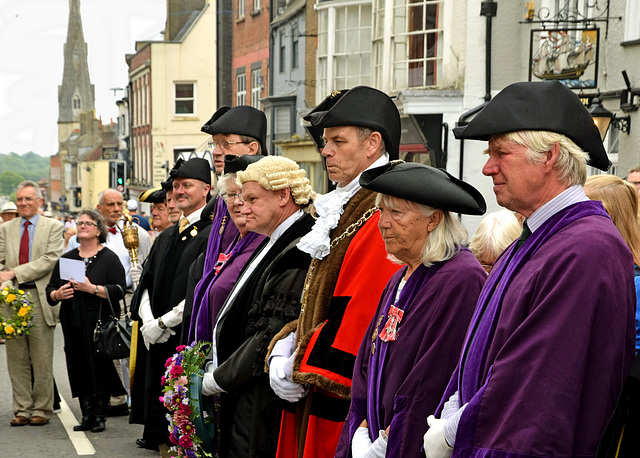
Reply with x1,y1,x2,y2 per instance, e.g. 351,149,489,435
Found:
0,0,166,156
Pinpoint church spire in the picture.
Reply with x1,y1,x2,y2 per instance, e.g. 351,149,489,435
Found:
58,0,95,125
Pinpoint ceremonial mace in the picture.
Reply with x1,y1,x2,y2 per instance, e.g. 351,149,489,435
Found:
120,208,141,388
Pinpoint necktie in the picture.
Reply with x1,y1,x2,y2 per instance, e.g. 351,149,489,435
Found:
108,226,117,234
179,218,190,234
516,221,532,249
19,221,30,265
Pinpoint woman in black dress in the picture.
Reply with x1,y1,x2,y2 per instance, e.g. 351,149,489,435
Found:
47,209,126,433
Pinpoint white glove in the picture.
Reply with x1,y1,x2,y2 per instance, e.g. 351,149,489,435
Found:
156,328,176,344
202,371,225,396
140,318,175,346
129,265,142,284
352,427,387,458
269,355,307,402
160,300,184,328
423,416,452,458
138,289,154,323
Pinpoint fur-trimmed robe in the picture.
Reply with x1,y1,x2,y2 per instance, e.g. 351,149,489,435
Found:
268,188,400,458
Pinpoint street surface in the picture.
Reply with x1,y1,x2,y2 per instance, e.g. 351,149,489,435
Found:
0,326,161,457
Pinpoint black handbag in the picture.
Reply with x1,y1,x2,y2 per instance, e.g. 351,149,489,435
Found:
93,284,132,360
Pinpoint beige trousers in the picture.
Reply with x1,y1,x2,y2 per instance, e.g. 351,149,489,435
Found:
5,290,55,419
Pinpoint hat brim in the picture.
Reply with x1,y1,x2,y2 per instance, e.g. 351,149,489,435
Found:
453,81,610,171
223,154,264,174
138,187,166,204
360,162,486,215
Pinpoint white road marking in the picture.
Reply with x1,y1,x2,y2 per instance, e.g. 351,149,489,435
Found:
56,397,96,455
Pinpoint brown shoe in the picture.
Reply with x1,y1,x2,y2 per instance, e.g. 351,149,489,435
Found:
29,416,49,426
10,416,29,426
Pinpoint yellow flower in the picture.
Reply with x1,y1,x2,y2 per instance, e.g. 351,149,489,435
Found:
1,290,8,296
6,294,16,303
22,322,27,326
5,325,14,334
18,307,28,317
18,290,24,295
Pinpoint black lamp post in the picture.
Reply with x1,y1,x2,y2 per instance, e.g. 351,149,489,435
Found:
588,95,614,140
588,94,631,139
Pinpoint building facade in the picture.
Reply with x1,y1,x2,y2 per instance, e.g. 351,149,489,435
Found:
126,2,218,197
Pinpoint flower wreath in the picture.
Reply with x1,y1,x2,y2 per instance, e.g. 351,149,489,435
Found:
0,285,33,339
161,341,213,458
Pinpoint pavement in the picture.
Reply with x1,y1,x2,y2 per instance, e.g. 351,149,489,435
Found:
0,326,163,457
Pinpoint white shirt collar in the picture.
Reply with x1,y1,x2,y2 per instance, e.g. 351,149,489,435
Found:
526,185,588,233
270,209,304,242
180,205,205,227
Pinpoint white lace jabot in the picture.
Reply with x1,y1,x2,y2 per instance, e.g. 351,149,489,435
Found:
297,153,389,260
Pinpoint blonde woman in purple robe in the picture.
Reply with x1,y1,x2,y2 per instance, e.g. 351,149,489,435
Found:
336,161,487,458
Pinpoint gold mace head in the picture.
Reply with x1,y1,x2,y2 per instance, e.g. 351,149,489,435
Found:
120,209,140,268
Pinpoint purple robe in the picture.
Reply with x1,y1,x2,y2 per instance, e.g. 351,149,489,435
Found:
189,197,243,342
192,198,240,320
189,229,265,342
336,249,486,458
440,201,635,458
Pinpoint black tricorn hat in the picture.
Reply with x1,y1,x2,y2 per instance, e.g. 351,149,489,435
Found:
223,154,263,174
453,81,610,171
303,86,401,160
173,158,212,186
161,158,185,191
360,161,486,215
201,106,268,156
138,187,166,204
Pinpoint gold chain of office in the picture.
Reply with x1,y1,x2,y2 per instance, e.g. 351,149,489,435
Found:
299,206,378,318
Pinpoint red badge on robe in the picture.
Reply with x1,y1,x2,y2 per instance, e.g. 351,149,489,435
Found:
378,305,404,342
214,252,231,275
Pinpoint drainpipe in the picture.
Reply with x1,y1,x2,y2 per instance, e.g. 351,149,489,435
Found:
458,1,497,180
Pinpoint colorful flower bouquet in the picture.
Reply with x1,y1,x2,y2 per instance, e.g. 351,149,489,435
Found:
0,285,33,339
161,341,214,458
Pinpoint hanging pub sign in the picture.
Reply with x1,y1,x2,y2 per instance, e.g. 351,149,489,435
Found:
528,28,599,89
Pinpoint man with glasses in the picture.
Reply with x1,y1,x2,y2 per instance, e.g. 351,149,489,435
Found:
0,180,64,426
203,105,268,175
179,105,268,342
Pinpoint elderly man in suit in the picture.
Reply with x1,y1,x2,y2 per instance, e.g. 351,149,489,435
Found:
0,180,64,426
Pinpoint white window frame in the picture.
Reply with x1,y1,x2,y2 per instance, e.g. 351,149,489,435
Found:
251,69,262,109
279,32,286,73
292,29,299,69
236,73,246,106
238,0,245,19
174,82,195,115
253,0,260,12
625,1,640,41
274,104,292,140
316,1,372,102
373,0,443,91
